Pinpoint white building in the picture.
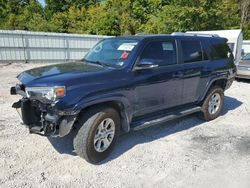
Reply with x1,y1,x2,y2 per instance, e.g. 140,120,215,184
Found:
242,40,250,54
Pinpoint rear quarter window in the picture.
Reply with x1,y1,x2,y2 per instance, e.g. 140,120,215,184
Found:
210,40,233,60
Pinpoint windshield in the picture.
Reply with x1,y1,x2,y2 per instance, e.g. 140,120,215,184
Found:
243,53,250,60
83,38,139,68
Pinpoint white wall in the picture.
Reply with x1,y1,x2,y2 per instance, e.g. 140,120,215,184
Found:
0,30,111,63
243,40,250,53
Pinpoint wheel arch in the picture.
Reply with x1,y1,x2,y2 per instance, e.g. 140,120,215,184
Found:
75,99,131,133
200,77,227,102
212,79,227,90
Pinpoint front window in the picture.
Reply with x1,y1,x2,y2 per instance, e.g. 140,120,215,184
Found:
84,38,139,68
140,40,177,66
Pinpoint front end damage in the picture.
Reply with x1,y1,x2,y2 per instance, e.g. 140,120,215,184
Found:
11,84,77,137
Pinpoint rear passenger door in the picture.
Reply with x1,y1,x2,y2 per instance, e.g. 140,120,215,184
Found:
179,39,209,104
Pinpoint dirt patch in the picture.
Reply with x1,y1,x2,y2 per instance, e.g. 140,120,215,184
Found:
235,136,250,155
191,134,250,156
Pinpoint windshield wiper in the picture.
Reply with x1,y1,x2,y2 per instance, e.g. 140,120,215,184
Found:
82,59,107,67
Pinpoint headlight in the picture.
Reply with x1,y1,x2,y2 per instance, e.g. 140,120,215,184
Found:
25,86,66,101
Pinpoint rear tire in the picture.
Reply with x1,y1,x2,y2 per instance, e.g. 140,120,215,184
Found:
73,107,121,164
202,86,224,121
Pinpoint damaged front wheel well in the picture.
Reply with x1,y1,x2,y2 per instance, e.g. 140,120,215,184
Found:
75,101,128,132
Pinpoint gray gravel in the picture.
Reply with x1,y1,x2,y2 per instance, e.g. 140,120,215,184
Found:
0,63,250,188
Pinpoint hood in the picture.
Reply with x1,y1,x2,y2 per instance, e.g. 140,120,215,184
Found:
17,62,108,86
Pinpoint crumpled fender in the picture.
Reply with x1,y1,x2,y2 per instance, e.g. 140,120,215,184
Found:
73,93,133,132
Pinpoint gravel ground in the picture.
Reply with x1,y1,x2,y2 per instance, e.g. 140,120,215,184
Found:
0,63,250,188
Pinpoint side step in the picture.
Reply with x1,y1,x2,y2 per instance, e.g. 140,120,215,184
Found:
29,126,45,136
131,106,202,131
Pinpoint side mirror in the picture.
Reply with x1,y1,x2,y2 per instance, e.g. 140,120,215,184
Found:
134,59,159,70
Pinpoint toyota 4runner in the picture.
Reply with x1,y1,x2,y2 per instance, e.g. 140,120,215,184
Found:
11,33,236,163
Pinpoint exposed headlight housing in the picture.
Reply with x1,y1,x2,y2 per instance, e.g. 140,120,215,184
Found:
25,86,66,102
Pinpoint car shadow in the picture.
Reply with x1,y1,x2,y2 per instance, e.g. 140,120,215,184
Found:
221,95,243,115
236,78,250,84
48,131,77,156
47,95,242,163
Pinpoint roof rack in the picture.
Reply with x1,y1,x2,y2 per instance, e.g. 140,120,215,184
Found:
135,33,168,36
171,32,219,37
135,33,151,36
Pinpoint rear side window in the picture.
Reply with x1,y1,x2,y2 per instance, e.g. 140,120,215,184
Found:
210,40,233,60
140,40,177,66
181,40,203,63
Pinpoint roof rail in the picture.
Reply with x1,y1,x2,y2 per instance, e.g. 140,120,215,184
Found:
135,33,168,36
171,32,219,37
135,33,151,36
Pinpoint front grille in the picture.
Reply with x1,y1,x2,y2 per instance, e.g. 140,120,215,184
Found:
21,99,41,126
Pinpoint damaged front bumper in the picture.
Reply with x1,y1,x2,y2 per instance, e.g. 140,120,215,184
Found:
11,85,77,137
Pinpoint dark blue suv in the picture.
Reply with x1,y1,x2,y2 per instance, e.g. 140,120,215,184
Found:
11,33,236,163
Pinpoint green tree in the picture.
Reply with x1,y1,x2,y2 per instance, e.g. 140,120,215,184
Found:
84,6,120,35
17,0,47,30
45,0,100,18
141,0,241,34
238,0,250,39
47,11,68,32
0,0,248,39
104,0,152,35
67,5,87,33
0,0,47,31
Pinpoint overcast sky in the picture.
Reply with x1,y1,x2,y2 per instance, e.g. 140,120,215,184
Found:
38,0,45,7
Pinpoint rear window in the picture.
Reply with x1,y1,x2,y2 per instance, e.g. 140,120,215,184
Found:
210,40,233,60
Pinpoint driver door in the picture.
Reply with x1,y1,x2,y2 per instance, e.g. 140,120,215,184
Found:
133,39,184,117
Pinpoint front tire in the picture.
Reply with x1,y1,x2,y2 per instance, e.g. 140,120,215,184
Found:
202,86,224,121
73,107,121,164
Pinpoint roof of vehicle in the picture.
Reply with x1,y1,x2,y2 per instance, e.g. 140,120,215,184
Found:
114,33,227,41
186,30,242,42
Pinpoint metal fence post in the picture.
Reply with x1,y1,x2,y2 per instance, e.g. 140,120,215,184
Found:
21,33,27,63
65,36,70,62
